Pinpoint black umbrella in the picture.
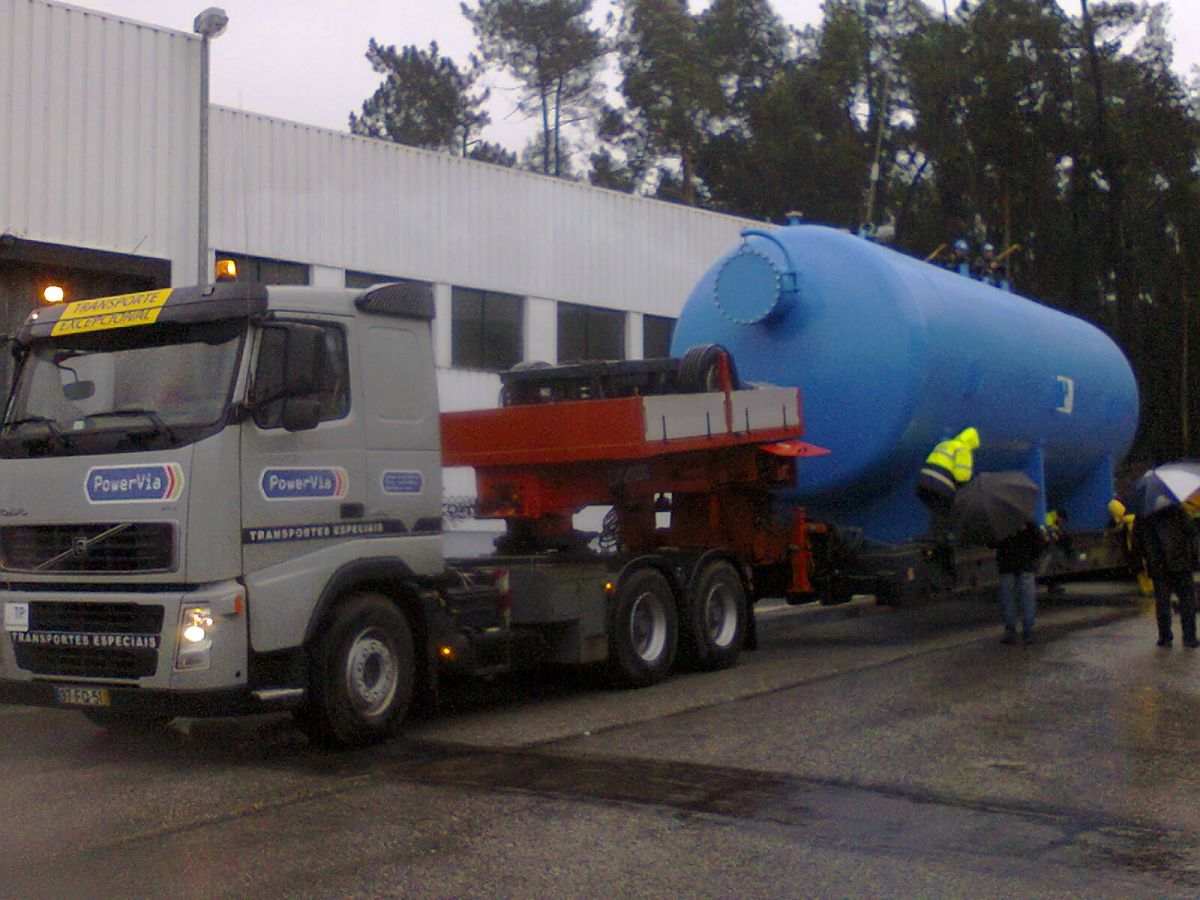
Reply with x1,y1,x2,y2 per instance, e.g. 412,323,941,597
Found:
1124,462,1200,518
951,471,1039,546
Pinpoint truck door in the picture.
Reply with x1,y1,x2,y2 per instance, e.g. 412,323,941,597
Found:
239,317,366,652
358,316,442,576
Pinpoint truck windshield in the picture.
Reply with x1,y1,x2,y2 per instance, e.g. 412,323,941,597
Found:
0,319,245,457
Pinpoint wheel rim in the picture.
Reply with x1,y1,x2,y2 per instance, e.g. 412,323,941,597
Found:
629,590,668,662
344,627,398,718
704,578,740,648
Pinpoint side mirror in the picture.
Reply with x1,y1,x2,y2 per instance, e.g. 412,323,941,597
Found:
281,397,321,432
282,324,326,398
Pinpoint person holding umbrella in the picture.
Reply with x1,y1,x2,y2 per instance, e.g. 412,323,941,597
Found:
1125,463,1200,648
996,520,1048,645
1131,504,1198,648
949,470,1044,643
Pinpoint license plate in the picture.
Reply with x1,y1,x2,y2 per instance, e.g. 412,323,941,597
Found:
53,685,110,707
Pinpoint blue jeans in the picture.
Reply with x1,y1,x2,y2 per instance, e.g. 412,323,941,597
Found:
1000,571,1036,636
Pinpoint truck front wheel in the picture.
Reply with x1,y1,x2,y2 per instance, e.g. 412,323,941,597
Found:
607,568,678,687
684,560,747,671
298,593,415,748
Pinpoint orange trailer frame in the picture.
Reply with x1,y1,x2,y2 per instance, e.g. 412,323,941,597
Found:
441,383,827,595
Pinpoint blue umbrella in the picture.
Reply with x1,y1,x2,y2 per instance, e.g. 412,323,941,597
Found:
1124,462,1200,518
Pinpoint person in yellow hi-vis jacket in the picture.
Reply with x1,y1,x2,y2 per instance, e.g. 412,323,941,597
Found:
917,427,979,513
916,427,979,577
1109,499,1154,596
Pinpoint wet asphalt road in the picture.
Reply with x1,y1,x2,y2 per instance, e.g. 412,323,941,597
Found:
2,584,1199,898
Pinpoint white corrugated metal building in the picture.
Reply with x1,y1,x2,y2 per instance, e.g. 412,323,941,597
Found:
0,0,758,492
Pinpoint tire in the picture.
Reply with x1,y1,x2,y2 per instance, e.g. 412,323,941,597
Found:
679,344,740,393
607,568,678,687
684,560,747,671
298,593,415,748
80,709,174,731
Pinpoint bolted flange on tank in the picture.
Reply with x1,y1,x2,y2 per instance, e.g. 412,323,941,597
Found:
712,213,802,326
714,246,789,325
672,222,1140,543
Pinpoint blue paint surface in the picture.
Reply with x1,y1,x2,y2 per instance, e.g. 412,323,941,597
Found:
672,225,1139,541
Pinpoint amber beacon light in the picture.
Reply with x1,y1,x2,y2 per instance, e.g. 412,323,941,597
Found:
215,258,238,282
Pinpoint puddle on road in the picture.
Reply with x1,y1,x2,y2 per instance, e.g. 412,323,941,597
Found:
371,741,1199,889
389,742,798,820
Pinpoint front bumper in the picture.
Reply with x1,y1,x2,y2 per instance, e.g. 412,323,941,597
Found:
0,680,301,718
1,580,252,704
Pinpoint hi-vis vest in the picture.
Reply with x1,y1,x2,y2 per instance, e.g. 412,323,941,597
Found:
923,427,978,485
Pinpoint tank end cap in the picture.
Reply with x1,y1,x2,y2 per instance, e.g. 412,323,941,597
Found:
714,247,786,325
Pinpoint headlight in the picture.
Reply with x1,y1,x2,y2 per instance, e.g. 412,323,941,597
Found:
182,607,213,643
176,605,213,670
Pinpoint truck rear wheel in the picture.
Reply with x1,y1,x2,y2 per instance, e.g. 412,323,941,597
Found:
685,560,747,671
298,593,415,748
607,568,678,687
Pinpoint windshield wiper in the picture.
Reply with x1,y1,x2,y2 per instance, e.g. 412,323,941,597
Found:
1,415,62,435
85,408,177,442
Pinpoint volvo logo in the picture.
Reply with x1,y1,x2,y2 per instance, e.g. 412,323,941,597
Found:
72,538,91,557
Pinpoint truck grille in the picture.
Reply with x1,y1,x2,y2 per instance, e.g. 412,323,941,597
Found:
31,601,164,634
0,523,175,573
11,602,164,679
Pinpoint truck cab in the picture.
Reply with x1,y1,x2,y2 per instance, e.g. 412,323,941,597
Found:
0,281,450,744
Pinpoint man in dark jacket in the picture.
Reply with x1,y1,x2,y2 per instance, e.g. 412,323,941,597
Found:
1131,504,1199,648
996,521,1046,645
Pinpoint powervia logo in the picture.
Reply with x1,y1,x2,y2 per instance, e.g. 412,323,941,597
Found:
85,464,184,503
260,467,348,500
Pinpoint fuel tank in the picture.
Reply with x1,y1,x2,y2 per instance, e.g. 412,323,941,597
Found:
671,224,1139,542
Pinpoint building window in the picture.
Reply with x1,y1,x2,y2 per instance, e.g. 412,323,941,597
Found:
558,302,625,363
251,323,350,429
451,287,523,371
643,315,675,359
216,252,309,285
345,270,432,291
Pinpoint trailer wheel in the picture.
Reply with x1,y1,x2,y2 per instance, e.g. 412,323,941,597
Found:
607,568,678,687
685,560,747,670
298,593,415,748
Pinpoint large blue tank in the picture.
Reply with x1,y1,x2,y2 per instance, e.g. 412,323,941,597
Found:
671,224,1139,542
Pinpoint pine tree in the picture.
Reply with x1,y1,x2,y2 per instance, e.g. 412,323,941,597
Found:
350,40,495,158
462,0,606,176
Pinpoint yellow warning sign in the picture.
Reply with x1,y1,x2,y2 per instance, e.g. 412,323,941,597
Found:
50,289,173,336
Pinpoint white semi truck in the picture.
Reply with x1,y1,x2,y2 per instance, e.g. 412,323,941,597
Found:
0,281,816,745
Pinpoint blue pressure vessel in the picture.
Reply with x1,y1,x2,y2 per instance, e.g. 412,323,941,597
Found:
671,224,1139,542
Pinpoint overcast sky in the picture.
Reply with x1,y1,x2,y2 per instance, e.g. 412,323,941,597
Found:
64,0,1200,151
